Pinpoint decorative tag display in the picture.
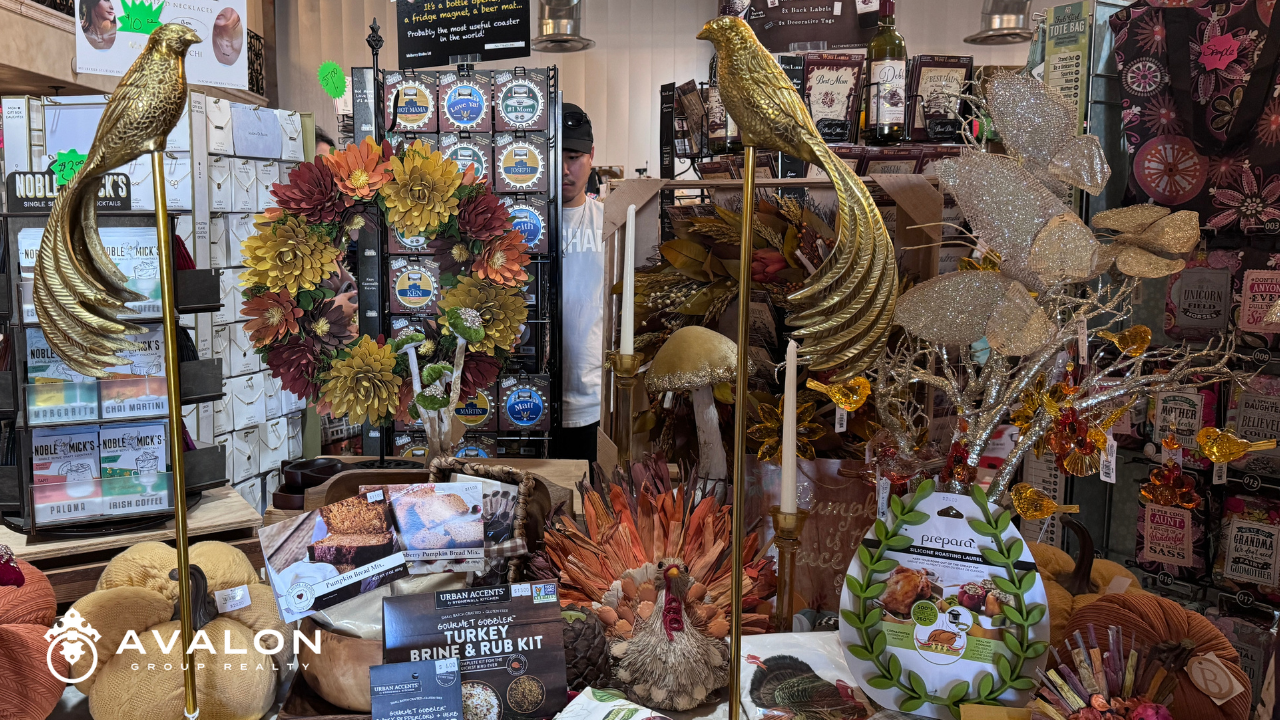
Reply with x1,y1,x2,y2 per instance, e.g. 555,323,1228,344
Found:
1222,517,1280,586
1170,266,1232,337
499,375,550,432
494,133,548,193
389,258,442,315
1139,503,1195,567
838,482,1049,718
1228,378,1280,477
1154,391,1204,453
503,196,548,253
1241,270,1280,333
440,133,491,181
383,583,569,720
494,70,549,131
438,71,492,133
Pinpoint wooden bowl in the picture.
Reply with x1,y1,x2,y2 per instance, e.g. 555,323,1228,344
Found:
298,617,382,712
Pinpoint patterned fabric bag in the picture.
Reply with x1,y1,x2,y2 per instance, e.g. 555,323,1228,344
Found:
1112,0,1280,234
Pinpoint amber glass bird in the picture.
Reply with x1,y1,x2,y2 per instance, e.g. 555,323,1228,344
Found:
1196,427,1278,463
35,23,201,377
1097,325,1152,358
698,16,898,380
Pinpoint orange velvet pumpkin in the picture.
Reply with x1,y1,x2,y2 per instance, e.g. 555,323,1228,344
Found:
0,547,68,720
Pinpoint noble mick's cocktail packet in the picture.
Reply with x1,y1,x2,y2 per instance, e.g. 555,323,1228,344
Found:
31,426,102,524
99,423,169,516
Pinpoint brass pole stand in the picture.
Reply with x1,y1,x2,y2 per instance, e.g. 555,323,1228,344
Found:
611,353,643,473
151,150,198,719
769,506,809,632
730,144,758,720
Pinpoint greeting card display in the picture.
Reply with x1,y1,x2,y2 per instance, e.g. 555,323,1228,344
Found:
838,482,1049,718
494,69,549,132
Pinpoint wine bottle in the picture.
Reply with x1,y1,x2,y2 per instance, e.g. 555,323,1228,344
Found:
865,0,907,145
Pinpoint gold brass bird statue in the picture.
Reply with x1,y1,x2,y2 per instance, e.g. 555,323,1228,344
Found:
698,16,897,380
35,23,201,377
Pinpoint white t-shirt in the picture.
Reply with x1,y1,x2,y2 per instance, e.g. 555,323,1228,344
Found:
560,197,606,428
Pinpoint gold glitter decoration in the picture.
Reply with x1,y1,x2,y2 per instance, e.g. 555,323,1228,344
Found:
1011,482,1080,520
807,376,870,412
1027,213,1101,281
748,399,825,464
1097,325,1152,357
1089,206,1199,279
697,15,898,381
894,271,1052,355
984,71,1110,195
646,325,747,392
935,151,1099,292
1196,427,1278,463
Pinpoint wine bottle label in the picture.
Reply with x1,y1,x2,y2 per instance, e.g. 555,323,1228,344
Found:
870,59,907,126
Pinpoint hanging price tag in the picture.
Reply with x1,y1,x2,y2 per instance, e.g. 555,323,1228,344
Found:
317,61,347,99
835,408,848,434
1078,320,1089,365
1100,430,1118,484
876,473,890,523
1213,462,1228,485
51,149,87,187
833,1,843,14
856,0,880,12
214,585,252,613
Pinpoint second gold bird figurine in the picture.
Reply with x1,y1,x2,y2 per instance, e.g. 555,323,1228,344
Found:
698,16,898,379
34,23,201,378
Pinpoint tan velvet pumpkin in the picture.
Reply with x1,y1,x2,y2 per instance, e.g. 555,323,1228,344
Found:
68,541,293,720
0,550,68,720
1027,518,1146,645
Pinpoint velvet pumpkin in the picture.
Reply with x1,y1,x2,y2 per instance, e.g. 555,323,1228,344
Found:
0,547,68,720
67,541,292,720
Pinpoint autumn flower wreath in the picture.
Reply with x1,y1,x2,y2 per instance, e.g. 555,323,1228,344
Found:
239,138,531,437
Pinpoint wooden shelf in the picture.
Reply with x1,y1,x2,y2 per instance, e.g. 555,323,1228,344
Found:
612,175,941,190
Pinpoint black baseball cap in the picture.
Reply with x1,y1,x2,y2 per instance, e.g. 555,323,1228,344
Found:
563,103,594,154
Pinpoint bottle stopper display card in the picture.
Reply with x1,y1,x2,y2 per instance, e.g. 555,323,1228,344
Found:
498,375,550,433
440,133,492,183
502,195,548,253
438,70,493,133
494,69,549,132
389,257,442,315
454,434,498,459
386,70,439,134
494,133,549,194
383,583,569,720
455,382,498,433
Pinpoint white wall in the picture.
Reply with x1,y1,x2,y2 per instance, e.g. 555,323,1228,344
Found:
275,0,1057,178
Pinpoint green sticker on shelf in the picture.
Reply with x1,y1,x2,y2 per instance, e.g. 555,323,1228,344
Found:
51,149,88,187
117,0,165,35
318,61,346,99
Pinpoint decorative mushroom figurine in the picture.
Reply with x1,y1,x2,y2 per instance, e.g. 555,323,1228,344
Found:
646,326,748,492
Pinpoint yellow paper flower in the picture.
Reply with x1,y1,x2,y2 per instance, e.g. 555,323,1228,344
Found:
747,400,825,464
319,336,403,426
239,214,340,295
438,276,528,356
379,140,462,238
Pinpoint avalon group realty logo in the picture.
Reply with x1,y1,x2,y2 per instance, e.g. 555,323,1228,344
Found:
45,606,321,682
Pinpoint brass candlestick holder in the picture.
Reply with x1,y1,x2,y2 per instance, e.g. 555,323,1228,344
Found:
611,353,644,472
770,505,809,632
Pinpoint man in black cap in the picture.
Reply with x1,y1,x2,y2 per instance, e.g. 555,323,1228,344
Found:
556,103,605,464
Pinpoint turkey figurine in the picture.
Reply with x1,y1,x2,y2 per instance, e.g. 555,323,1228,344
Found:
607,560,731,710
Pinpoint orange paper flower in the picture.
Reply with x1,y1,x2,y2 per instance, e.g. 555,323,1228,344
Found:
473,230,531,286
243,290,304,346
324,138,392,200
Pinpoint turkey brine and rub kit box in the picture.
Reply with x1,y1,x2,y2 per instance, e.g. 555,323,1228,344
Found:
384,583,569,720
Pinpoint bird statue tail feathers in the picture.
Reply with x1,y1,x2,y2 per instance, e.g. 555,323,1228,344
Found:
697,15,897,380
34,23,201,378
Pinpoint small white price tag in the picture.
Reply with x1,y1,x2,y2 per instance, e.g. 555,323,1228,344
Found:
876,473,890,523
366,489,384,503
856,0,880,13
833,1,842,14
767,0,778,6
1077,320,1089,365
1104,576,1132,595
1100,431,1118,484
214,585,252,613
1161,441,1183,467
835,408,848,434
1213,462,1228,485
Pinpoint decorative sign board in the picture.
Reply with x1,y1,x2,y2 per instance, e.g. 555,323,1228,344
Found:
838,482,1049,718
